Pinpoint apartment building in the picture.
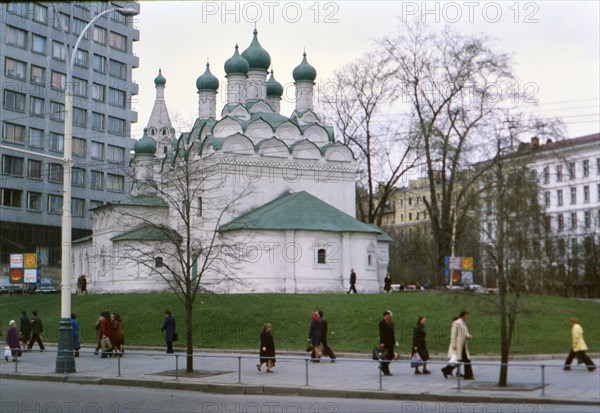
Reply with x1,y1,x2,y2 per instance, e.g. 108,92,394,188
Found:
0,2,139,266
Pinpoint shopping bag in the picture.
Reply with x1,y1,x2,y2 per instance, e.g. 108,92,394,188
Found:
449,354,458,366
100,336,112,350
4,346,11,358
410,352,423,368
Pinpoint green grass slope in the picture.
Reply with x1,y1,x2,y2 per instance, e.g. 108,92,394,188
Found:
0,292,597,355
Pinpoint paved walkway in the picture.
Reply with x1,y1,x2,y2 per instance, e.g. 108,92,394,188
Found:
1,346,598,406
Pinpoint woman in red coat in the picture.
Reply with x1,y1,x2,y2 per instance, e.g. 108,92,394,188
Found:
100,310,113,358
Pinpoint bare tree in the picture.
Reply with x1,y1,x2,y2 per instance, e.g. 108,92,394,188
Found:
380,21,517,284
319,51,420,226
117,136,246,373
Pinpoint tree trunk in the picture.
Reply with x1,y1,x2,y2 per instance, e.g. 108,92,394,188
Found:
185,300,194,373
498,290,509,386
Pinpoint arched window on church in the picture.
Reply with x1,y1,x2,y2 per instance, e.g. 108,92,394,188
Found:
149,127,156,136
163,146,168,154
155,257,163,268
161,128,168,136
368,254,372,266
317,248,326,264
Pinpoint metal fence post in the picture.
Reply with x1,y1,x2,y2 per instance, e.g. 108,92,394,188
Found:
14,350,18,372
175,354,179,381
540,364,545,397
305,357,309,386
456,362,462,392
117,353,121,377
378,360,383,390
237,356,242,384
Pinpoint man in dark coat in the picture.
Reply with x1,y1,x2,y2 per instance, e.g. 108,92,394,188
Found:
307,312,322,362
161,310,176,354
318,310,336,361
27,310,45,351
19,310,30,350
346,268,357,294
378,310,395,376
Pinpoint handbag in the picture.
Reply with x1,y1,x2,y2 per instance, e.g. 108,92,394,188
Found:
100,336,112,350
372,347,389,361
449,354,458,366
172,333,178,342
411,352,423,367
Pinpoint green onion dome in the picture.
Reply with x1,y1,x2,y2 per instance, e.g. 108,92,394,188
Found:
224,45,250,76
292,52,317,82
196,63,219,92
241,29,271,71
154,69,166,86
266,70,283,97
134,128,157,155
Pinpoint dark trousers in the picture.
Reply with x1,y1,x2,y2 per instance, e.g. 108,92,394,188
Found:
347,284,357,294
461,347,474,378
321,340,336,359
565,350,596,370
27,333,44,350
380,347,393,374
166,341,174,353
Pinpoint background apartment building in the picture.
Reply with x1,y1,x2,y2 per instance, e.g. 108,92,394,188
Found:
0,2,139,267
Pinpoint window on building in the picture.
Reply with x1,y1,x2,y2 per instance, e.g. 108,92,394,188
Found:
72,77,87,97
90,171,104,189
4,57,26,80
72,18,87,37
74,49,88,68
107,116,125,136
571,238,578,256
71,168,85,186
544,191,550,207
30,65,45,84
72,198,85,217
29,128,43,148
108,31,126,51
53,12,69,32
544,215,551,232
30,97,45,116
7,3,27,16
73,107,87,127
49,133,64,153
92,112,105,131
28,159,42,179
51,71,66,90
583,160,589,177
2,155,24,176
52,41,66,61
408,212,412,221
317,248,326,264
73,137,86,156
1,188,22,208
408,197,412,206
568,162,575,180
570,187,577,205
558,214,564,231
111,6,128,24
91,141,104,159
27,192,42,211
583,185,590,203
584,211,591,228
109,88,126,108
48,163,63,182
557,189,563,206
31,34,46,54
597,158,600,175
7,26,27,48
48,194,62,214
93,26,107,45
570,212,577,230
556,165,563,182
107,145,125,162
2,122,25,144
50,101,65,121
155,257,163,268
197,197,202,216
92,54,106,73
91,83,105,102
558,238,566,256
90,200,103,212
3,89,26,112
107,174,124,192
598,183,600,201
542,166,549,184
109,60,127,80
33,3,48,23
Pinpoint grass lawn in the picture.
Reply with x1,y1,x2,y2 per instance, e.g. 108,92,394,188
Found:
0,291,597,355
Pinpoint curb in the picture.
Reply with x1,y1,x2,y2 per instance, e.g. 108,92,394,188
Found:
2,372,599,407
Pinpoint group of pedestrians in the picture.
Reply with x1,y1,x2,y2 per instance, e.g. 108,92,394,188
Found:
94,311,124,358
4,310,46,362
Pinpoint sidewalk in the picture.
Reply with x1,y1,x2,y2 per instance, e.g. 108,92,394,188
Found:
1,346,598,406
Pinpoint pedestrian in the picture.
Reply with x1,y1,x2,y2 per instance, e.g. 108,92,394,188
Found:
384,272,392,293
451,311,474,380
346,268,357,294
100,310,113,358
19,310,30,350
77,275,87,294
94,312,104,355
318,310,336,362
27,310,45,351
71,313,80,357
378,310,396,376
112,313,125,356
441,316,460,379
307,311,322,362
564,317,596,372
412,316,431,374
161,310,176,354
257,323,276,373
5,320,21,362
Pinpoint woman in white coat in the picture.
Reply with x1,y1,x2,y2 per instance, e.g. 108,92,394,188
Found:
441,316,459,378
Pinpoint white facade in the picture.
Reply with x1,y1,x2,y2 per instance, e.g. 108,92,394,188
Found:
72,31,390,294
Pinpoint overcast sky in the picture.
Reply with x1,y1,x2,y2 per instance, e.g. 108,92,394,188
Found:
130,1,599,140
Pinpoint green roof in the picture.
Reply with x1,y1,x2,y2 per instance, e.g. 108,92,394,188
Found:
196,62,219,91
293,52,317,82
367,224,393,242
154,69,166,86
241,29,271,71
111,196,168,208
111,225,182,242
73,234,92,245
220,191,382,235
224,44,249,75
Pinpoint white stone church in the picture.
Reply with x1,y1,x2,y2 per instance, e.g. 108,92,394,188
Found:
72,30,390,293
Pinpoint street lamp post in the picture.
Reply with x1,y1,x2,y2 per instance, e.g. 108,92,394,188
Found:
57,6,138,373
